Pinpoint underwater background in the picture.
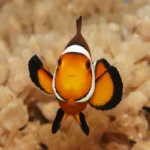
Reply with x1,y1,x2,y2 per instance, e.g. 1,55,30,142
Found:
0,0,150,149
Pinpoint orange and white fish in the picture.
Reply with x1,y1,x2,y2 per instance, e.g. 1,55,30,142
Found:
28,16,123,135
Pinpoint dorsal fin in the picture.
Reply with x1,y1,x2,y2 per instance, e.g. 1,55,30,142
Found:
64,16,91,55
76,16,82,34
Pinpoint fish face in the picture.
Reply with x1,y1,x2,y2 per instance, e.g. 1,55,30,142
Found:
53,52,94,101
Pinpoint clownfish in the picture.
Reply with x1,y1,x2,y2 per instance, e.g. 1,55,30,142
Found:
28,16,123,136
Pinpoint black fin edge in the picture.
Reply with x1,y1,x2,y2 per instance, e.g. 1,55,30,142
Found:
79,112,89,136
96,58,111,69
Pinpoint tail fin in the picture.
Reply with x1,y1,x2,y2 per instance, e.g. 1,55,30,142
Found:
76,16,82,34
64,16,91,54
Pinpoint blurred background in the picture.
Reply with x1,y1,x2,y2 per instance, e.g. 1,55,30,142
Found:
0,0,150,150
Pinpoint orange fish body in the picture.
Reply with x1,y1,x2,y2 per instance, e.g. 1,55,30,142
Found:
55,53,92,115
28,16,123,135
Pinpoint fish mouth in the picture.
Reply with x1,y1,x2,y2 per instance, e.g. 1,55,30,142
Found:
68,75,76,77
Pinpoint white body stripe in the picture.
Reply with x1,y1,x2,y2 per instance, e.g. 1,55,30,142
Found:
76,62,95,103
52,68,65,101
52,44,95,102
62,45,91,60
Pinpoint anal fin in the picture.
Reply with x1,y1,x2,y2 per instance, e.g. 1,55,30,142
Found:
52,108,68,134
74,113,89,136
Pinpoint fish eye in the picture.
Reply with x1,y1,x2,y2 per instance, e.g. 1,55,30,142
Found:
58,58,62,66
85,60,91,70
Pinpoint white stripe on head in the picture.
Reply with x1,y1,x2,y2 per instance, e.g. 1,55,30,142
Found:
63,45,95,103
62,45,91,60
52,44,95,102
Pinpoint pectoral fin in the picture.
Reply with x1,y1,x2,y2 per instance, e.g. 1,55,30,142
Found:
89,59,123,110
28,55,53,94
